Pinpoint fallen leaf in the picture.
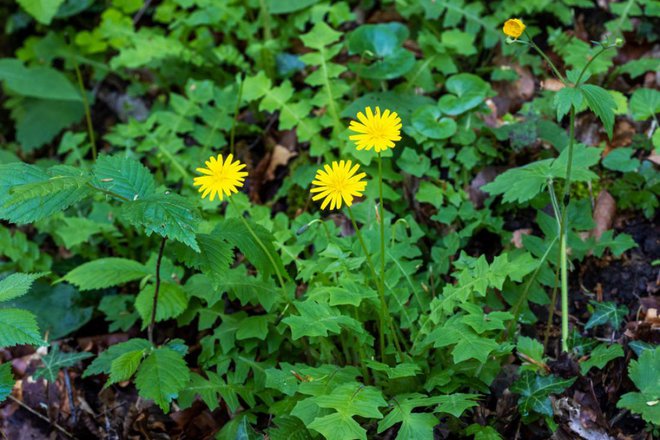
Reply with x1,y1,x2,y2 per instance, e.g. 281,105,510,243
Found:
266,144,297,181
542,78,565,91
590,190,616,241
512,229,533,249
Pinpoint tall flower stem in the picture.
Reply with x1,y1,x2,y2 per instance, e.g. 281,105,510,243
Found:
346,205,386,359
72,57,97,160
229,197,287,290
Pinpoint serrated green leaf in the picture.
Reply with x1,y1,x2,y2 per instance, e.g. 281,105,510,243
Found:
268,415,313,440
0,309,42,347
120,193,200,251
579,84,616,139
107,349,145,386
0,363,14,402
630,88,660,122
63,258,150,291
236,315,271,340
135,347,189,412
93,155,156,201
135,283,188,325
177,234,234,285
33,344,93,382
580,343,624,375
517,336,545,367
83,338,152,378
554,87,583,121
617,347,660,424
0,272,47,302
0,163,92,224
602,148,640,173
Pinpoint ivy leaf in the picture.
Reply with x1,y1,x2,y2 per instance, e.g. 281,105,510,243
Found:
83,339,152,378
93,155,156,201
428,322,499,364
511,372,575,418
0,272,47,302
309,383,387,440
135,347,190,412
135,283,188,325
33,344,93,382
283,300,363,340
0,309,43,347
120,193,200,251
579,343,624,375
616,347,660,424
178,371,240,412
63,258,150,291
377,394,441,440
579,84,616,139
435,393,480,417
0,363,14,402
585,301,628,330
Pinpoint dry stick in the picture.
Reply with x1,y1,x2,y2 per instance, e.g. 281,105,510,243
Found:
148,237,168,345
63,367,77,425
8,395,77,440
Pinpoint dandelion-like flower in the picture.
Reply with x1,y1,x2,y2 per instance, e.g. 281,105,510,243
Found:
348,106,402,153
503,18,525,39
310,160,367,210
193,154,248,201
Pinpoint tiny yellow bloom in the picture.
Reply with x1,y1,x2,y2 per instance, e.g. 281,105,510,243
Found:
348,106,402,153
310,160,367,211
503,18,525,39
193,153,248,201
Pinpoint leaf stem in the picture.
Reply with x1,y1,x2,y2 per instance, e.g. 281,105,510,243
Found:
72,58,97,161
229,197,287,290
523,32,565,84
575,44,616,85
148,236,167,344
230,75,244,156
87,183,131,202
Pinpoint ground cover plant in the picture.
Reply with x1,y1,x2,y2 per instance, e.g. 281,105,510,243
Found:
0,0,658,439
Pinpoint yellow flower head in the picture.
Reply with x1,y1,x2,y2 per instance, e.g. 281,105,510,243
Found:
193,154,248,201
348,106,402,153
503,18,525,39
310,160,367,210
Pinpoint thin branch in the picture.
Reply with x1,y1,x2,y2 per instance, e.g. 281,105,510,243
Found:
8,395,77,440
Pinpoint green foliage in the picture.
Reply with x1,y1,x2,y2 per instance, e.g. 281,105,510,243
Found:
617,347,660,425
0,363,14,403
579,343,624,375
585,301,628,331
33,344,93,382
512,372,576,420
135,346,190,412
63,258,150,291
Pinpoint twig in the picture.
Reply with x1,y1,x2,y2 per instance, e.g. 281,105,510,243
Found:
148,237,167,344
8,395,77,440
63,368,77,425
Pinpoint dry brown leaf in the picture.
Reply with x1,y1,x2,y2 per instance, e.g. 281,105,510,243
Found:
266,145,296,181
511,229,533,249
542,78,565,91
647,151,660,166
590,190,616,241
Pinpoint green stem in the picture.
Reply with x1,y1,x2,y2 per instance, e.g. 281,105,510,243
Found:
230,75,244,156
575,45,616,85
346,205,386,361
229,197,287,290
148,237,167,344
524,33,565,84
557,106,576,352
72,59,97,160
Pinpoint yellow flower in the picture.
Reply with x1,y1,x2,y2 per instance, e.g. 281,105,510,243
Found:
503,18,525,39
310,160,367,210
348,106,402,153
193,154,248,201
